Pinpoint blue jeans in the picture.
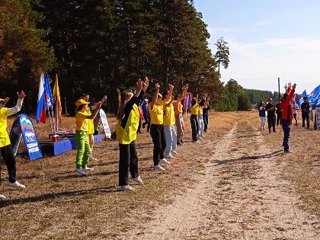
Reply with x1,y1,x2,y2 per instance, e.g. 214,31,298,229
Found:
281,120,291,152
163,125,177,156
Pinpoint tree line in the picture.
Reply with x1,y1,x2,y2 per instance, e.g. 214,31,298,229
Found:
1,0,256,114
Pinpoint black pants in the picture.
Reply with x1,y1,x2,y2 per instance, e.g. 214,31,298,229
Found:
0,144,16,183
281,120,291,152
142,115,150,132
276,113,282,125
190,114,199,142
267,115,276,133
302,113,310,128
119,141,139,186
203,114,209,132
150,124,166,166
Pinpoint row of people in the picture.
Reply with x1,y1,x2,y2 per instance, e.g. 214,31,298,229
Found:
258,95,312,133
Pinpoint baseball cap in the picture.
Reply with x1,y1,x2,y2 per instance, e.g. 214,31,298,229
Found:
75,99,90,107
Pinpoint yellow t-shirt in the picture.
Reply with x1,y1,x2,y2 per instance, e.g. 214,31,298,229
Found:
190,104,198,115
86,108,94,134
197,106,204,115
0,107,10,147
173,101,183,116
163,101,175,126
149,102,163,125
116,104,139,144
75,110,91,131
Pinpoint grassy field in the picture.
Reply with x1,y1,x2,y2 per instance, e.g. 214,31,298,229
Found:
1,111,320,239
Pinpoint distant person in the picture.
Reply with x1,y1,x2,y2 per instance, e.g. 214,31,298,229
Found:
0,91,27,199
301,97,310,128
275,101,283,125
265,98,276,133
279,83,296,153
292,100,299,126
202,97,211,132
141,98,150,132
258,102,266,130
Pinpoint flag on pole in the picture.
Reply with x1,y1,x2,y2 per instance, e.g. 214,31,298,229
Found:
35,73,47,123
44,73,53,108
53,74,62,124
298,89,307,106
309,85,320,104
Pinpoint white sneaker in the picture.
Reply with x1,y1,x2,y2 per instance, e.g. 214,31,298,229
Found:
154,165,166,171
120,185,133,191
89,155,97,161
164,154,175,159
172,150,178,155
84,166,94,171
160,158,170,165
134,176,144,185
8,181,26,189
75,168,87,176
0,194,6,199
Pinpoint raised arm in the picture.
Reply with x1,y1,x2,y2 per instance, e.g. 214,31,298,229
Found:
152,83,160,104
7,91,26,117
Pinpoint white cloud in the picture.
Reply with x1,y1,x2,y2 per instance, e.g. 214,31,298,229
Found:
213,37,320,94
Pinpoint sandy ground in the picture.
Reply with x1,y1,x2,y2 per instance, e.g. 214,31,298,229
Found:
128,118,320,240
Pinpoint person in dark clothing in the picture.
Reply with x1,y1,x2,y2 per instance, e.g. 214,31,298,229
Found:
301,97,310,128
279,83,296,153
141,98,150,132
265,98,276,133
200,97,211,132
275,102,282,125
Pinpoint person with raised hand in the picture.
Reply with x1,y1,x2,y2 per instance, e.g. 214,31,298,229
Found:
149,82,167,171
190,94,200,142
279,83,296,153
0,91,27,199
174,84,188,145
116,77,149,191
74,96,105,176
163,83,178,160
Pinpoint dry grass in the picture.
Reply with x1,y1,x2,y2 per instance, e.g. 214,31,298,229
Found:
0,112,238,240
262,117,320,215
2,111,320,239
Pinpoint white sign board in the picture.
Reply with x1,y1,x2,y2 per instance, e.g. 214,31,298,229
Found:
99,109,112,138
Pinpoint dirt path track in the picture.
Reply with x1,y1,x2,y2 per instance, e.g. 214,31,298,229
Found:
130,121,320,240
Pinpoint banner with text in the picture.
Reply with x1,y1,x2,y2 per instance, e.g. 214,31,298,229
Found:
99,109,111,139
10,114,43,160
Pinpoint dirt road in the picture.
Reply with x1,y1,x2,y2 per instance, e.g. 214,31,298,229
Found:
129,119,320,240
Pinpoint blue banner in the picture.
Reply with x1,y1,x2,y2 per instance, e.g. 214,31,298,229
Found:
19,114,42,160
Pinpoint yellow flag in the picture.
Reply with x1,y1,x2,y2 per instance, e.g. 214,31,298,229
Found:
53,74,62,124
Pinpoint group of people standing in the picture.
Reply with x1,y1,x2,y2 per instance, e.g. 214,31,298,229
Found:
258,83,313,153
74,77,211,191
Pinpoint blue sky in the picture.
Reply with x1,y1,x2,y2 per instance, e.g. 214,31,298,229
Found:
194,0,320,94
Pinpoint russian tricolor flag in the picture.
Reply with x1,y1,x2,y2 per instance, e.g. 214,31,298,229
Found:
35,73,47,123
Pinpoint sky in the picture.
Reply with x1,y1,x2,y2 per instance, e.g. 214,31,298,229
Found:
194,0,320,94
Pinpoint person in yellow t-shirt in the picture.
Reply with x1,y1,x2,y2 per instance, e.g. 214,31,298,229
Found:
116,77,149,191
173,84,188,145
149,83,167,171
81,94,105,161
0,91,27,199
190,96,199,142
163,84,178,159
74,97,104,176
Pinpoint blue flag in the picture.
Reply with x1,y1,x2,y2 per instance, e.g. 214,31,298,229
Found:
44,73,53,108
298,89,307,106
309,85,320,104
